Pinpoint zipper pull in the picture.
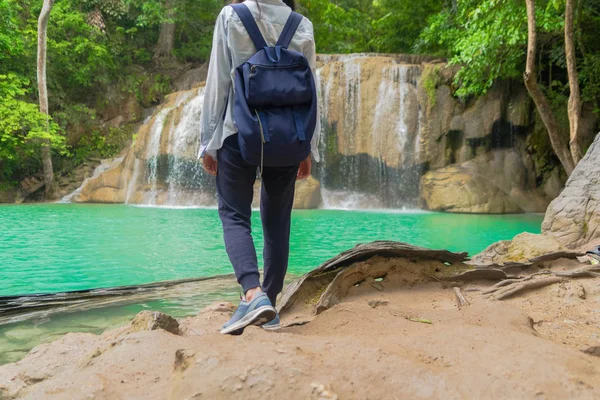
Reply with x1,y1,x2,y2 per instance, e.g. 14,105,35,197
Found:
255,109,266,144
250,65,256,77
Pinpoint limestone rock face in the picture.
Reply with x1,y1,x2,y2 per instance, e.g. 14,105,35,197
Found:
542,133,600,248
462,86,502,140
173,62,209,92
73,161,126,203
420,149,550,213
293,176,322,209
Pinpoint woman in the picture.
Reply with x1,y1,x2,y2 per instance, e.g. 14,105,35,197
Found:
199,0,320,335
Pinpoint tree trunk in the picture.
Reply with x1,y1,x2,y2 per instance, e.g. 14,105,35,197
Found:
565,0,584,164
451,0,458,14
154,7,175,59
523,0,575,176
37,0,55,198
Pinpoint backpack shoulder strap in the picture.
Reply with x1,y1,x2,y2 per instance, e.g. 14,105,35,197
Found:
230,4,268,51
276,12,304,49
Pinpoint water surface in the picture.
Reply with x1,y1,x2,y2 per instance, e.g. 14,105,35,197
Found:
1,204,543,296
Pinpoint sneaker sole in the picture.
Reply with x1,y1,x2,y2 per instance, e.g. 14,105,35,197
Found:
220,306,276,335
261,323,282,331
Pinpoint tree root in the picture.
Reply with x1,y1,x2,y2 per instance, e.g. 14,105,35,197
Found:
552,265,600,278
453,287,470,307
482,265,600,300
491,277,565,300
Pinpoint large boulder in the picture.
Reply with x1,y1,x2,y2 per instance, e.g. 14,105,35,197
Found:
420,149,550,213
293,175,322,209
542,133,600,248
252,175,322,209
470,232,568,265
73,161,126,203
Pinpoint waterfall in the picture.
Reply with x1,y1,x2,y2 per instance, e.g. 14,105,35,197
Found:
164,92,205,206
316,55,423,208
68,55,427,209
145,107,174,204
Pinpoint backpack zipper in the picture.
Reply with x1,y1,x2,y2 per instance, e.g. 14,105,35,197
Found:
249,63,302,72
254,109,265,176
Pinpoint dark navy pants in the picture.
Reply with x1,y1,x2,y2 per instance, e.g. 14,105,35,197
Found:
216,135,299,307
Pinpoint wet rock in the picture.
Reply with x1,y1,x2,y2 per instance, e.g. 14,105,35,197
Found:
130,311,180,335
542,132,600,249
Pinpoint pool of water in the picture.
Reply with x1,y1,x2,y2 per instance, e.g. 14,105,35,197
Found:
0,204,543,364
0,204,543,297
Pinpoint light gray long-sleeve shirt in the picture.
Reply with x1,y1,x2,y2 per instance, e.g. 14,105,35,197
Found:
199,0,320,161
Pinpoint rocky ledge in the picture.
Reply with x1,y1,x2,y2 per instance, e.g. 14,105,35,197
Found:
2,242,600,399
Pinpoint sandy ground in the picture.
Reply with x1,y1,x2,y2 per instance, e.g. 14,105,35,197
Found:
1,265,600,400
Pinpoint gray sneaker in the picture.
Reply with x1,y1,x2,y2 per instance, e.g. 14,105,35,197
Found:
220,292,276,335
262,313,281,331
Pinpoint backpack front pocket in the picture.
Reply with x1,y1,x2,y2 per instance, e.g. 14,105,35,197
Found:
244,63,312,108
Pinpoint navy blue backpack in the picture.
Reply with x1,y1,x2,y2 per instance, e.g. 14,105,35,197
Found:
230,4,317,168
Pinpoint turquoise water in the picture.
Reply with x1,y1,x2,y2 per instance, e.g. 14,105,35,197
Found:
0,204,543,365
1,204,543,297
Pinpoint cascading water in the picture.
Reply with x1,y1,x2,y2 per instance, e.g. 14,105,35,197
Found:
69,55,428,209
144,107,174,204
164,92,206,205
315,55,424,208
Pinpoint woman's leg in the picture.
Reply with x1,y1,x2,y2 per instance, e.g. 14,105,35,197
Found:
216,138,260,295
260,164,300,307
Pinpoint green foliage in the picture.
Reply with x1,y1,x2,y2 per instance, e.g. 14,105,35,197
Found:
75,126,132,162
0,1,25,68
370,0,444,53
120,0,222,62
0,73,66,181
300,0,374,53
419,0,533,97
0,0,220,183
47,1,116,94
418,0,600,108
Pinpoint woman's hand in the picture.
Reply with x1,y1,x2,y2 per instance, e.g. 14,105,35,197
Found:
297,155,311,180
203,154,218,176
